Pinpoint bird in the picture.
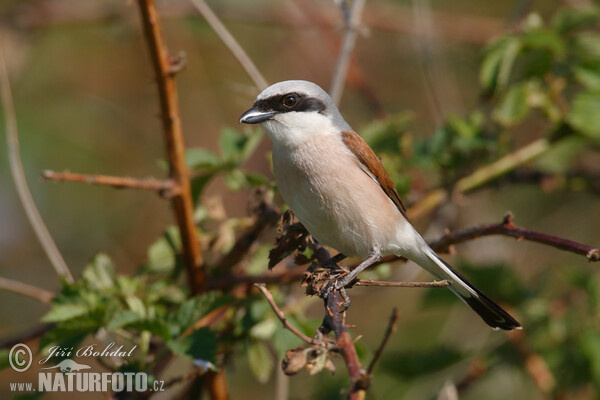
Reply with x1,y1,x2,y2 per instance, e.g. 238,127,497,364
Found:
239,80,521,330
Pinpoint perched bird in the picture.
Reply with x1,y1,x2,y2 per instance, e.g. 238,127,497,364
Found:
239,80,521,330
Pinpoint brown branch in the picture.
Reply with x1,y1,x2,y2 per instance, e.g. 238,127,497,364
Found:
42,170,176,195
136,0,205,293
367,308,399,375
255,283,319,345
0,50,74,283
323,290,369,399
0,276,55,303
430,212,600,262
354,279,451,288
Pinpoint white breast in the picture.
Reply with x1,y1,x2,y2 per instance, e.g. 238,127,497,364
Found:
272,134,404,258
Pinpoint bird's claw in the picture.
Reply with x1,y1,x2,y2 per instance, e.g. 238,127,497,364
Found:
320,280,351,313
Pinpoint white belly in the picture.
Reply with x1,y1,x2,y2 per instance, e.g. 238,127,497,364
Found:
272,135,403,258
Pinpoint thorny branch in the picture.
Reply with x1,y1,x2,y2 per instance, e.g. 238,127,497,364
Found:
136,0,205,292
322,289,369,399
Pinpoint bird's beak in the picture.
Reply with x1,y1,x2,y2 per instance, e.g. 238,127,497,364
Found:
239,106,276,124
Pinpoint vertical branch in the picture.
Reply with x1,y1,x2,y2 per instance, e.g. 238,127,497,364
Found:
325,291,369,399
0,49,74,283
330,0,367,105
135,0,205,292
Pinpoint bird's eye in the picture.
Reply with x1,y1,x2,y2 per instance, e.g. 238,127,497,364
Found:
282,95,297,108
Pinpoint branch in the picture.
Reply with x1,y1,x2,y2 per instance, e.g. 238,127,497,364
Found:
330,0,367,105
367,308,399,375
454,139,551,194
0,50,74,283
190,0,268,91
430,212,600,262
42,170,176,195
353,279,451,288
136,0,205,293
255,283,319,345
0,276,55,303
408,139,551,221
323,290,369,399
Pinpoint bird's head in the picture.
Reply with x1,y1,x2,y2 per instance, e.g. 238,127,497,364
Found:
239,80,350,147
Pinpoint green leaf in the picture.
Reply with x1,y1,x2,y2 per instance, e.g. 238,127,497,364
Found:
552,6,599,34
360,112,413,154
247,340,274,383
42,304,89,323
579,330,600,386
0,349,10,371
82,253,115,290
107,310,143,331
573,64,600,89
520,30,565,59
480,36,521,92
250,318,278,340
220,127,263,162
186,148,221,169
568,90,600,140
146,236,176,274
493,83,531,127
573,33,600,63
191,173,215,201
220,128,247,160
243,171,270,187
127,319,171,340
168,327,217,361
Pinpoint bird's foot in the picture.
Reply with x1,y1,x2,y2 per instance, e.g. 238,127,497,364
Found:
320,279,351,313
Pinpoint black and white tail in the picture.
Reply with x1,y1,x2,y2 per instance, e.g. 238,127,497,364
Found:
411,247,521,331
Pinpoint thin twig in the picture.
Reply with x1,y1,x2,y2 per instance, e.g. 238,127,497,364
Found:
367,308,399,375
454,139,551,194
411,0,446,126
354,279,451,288
42,170,177,194
0,276,55,303
330,0,367,105
430,212,600,262
0,48,74,283
255,283,320,345
136,0,205,293
408,139,552,221
190,0,268,91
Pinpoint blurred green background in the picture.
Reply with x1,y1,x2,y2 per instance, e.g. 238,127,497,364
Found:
1,0,600,399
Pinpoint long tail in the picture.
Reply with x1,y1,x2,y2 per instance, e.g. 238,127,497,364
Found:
409,246,521,330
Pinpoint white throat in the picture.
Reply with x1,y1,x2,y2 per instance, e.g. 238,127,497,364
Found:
262,111,338,148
